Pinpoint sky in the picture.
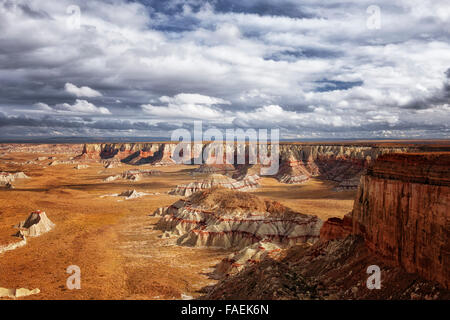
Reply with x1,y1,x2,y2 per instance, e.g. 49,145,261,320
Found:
0,0,449,140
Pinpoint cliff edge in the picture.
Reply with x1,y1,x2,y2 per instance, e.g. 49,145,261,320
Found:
352,152,450,289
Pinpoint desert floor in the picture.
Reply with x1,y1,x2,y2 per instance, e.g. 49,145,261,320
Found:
0,152,355,299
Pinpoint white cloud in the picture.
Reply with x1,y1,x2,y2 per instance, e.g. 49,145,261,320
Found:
55,99,111,115
64,83,102,98
142,93,230,120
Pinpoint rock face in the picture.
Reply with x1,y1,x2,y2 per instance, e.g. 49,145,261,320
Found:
202,152,450,299
320,213,353,241
351,153,450,289
203,236,450,300
154,188,323,249
78,143,177,166
169,174,260,196
15,210,55,238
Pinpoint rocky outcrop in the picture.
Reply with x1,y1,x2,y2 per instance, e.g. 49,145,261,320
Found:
351,153,450,289
154,188,323,250
103,169,162,182
320,213,353,241
0,172,29,186
203,236,450,300
169,174,260,196
14,210,55,238
275,159,311,184
214,241,282,278
118,189,149,200
0,287,40,299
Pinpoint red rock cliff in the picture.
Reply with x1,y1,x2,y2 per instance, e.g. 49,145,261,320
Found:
351,153,450,289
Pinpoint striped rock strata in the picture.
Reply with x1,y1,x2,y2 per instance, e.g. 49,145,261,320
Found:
154,188,322,249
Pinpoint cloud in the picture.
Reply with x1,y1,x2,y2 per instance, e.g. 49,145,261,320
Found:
50,99,111,115
142,93,230,120
34,102,52,111
0,0,449,139
64,83,102,98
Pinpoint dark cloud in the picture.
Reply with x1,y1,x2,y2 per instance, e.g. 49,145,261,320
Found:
402,68,450,110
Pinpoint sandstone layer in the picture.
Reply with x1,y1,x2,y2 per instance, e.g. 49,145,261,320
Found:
351,153,450,289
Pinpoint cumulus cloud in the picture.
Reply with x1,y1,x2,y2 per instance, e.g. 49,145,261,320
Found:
142,93,230,120
64,83,103,98
34,99,111,115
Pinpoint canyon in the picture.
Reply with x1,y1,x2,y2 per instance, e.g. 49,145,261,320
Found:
0,141,448,300
77,141,446,189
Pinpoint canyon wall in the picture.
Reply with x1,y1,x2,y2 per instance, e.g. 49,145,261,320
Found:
78,142,430,185
351,153,450,289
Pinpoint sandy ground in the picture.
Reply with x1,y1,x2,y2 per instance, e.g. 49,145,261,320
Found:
0,152,355,300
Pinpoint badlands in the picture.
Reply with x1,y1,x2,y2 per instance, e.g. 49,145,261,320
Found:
0,141,449,300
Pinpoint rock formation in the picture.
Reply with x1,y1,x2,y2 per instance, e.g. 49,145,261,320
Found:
319,213,353,241
351,152,450,289
78,143,177,166
203,236,450,300
202,152,450,299
154,187,323,249
49,160,76,166
104,169,161,182
169,174,260,196
214,241,282,278
0,287,40,299
77,142,435,189
118,189,149,200
14,210,55,238
0,172,29,186
275,159,311,184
